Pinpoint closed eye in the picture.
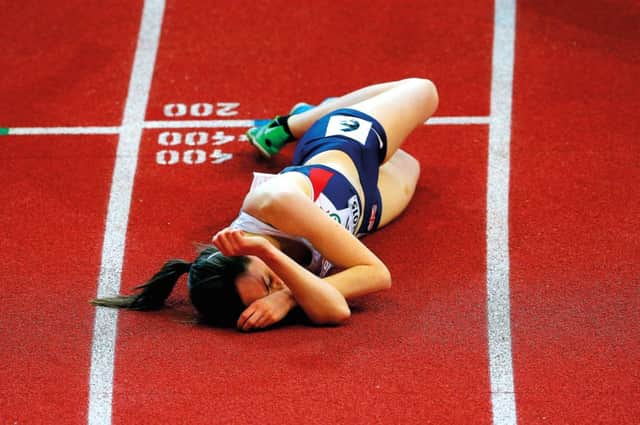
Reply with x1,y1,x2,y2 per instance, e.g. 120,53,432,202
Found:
263,275,272,294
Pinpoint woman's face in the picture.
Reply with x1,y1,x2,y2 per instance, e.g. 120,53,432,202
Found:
235,256,286,306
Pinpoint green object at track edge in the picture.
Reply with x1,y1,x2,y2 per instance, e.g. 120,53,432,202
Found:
0,128,9,135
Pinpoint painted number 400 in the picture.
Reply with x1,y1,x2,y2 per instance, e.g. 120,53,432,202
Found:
156,149,232,165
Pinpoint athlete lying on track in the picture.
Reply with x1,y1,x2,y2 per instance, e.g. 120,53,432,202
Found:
92,78,439,331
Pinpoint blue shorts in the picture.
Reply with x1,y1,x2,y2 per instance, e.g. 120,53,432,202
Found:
292,108,388,235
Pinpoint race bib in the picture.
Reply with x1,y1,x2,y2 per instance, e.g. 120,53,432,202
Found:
325,115,372,145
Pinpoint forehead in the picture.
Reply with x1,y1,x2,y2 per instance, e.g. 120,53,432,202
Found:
235,272,263,289
246,255,268,274
235,257,269,305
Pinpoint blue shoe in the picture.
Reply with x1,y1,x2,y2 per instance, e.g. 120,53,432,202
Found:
288,97,337,115
289,102,315,115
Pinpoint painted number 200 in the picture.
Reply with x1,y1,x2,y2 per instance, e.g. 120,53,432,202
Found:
163,102,239,117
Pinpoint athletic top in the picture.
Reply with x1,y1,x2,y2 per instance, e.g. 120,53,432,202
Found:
231,164,362,277
231,211,333,277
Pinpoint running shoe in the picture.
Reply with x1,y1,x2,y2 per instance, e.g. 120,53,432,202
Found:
289,102,315,115
246,117,292,158
289,97,337,115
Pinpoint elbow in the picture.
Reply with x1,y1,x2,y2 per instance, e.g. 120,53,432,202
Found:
377,263,392,291
310,304,351,326
334,305,352,324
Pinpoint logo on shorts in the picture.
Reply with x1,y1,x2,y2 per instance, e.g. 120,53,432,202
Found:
339,119,360,132
367,204,378,232
326,115,372,145
320,259,333,277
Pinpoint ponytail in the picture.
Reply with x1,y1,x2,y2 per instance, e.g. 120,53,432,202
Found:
90,246,249,327
91,259,191,310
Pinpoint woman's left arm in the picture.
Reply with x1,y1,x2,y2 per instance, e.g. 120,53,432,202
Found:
215,189,391,325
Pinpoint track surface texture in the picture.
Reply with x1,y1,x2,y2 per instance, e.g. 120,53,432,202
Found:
0,1,638,424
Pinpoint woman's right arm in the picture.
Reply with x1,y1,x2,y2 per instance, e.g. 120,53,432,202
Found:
246,188,391,305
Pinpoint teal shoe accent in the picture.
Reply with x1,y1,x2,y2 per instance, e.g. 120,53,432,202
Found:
288,97,338,116
246,117,292,158
289,102,314,115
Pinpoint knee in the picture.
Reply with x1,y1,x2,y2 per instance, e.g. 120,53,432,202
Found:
395,149,421,189
406,152,421,187
403,78,439,116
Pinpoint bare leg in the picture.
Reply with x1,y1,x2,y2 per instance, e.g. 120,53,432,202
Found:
350,78,438,163
287,78,439,163
287,80,401,138
376,149,421,228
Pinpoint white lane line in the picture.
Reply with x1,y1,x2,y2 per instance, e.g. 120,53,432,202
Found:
9,126,121,135
487,0,518,425
144,119,256,128
426,116,490,125
87,1,165,425
1,116,491,136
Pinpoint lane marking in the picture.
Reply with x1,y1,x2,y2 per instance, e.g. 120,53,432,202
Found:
9,127,122,135
87,1,165,425
0,116,490,136
144,119,255,128
487,0,518,425
426,116,490,125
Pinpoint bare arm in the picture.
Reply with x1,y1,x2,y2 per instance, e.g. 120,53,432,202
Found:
242,188,391,321
213,228,351,325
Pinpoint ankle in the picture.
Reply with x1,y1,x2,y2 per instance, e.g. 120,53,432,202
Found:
275,115,293,138
285,114,307,139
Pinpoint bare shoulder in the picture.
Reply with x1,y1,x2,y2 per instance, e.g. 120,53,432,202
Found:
240,172,312,219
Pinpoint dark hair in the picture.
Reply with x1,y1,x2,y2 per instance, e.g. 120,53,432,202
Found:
90,247,249,327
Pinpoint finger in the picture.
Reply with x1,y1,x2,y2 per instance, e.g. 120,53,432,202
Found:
212,231,230,253
237,307,256,330
216,231,240,256
226,230,245,252
253,315,273,330
222,230,246,255
242,311,262,332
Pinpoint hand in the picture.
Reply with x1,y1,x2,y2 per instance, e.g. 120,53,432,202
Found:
237,290,296,331
212,227,270,257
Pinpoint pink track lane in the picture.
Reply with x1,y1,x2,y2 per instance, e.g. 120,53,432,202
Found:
146,0,493,120
510,1,640,423
0,136,117,423
0,0,142,127
111,124,491,424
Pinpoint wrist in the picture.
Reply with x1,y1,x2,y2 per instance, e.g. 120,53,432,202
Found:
279,288,297,309
260,240,280,263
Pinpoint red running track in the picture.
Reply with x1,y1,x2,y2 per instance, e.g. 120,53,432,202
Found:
1,0,639,424
0,0,143,126
115,0,494,423
0,136,117,422
509,1,640,423
1,1,140,423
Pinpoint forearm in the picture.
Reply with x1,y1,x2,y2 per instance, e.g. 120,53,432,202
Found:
323,264,391,299
261,244,351,325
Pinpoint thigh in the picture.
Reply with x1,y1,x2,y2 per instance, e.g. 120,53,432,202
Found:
350,78,438,163
377,149,420,228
